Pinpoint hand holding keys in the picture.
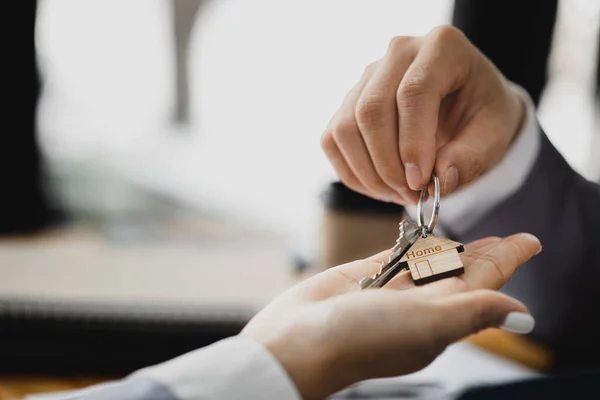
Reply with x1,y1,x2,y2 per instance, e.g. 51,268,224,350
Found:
360,174,465,289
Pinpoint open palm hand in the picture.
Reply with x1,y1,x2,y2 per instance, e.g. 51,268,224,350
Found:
242,233,540,399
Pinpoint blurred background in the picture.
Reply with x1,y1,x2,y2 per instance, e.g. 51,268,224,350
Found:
33,0,600,248
1,0,599,397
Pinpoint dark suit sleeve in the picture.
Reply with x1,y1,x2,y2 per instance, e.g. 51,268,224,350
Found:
452,0,558,106
455,130,600,370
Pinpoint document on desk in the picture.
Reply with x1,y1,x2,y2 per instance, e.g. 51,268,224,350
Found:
331,341,543,399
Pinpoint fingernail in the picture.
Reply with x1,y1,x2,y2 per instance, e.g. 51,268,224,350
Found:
520,233,542,253
535,245,543,256
405,163,423,190
500,312,535,334
443,166,459,195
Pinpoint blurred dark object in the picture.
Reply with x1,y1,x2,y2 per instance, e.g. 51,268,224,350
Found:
456,366,600,400
452,0,559,106
1,0,65,235
320,181,404,215
0,298,251,376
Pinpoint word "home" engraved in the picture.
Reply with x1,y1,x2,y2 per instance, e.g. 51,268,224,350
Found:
405,245,442,259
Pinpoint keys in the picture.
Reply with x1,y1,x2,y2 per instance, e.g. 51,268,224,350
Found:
359,219,420,289
359,173,463,288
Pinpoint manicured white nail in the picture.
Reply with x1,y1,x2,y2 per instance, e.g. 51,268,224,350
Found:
535,245,543,256
521,233,541,249
500,312,535,334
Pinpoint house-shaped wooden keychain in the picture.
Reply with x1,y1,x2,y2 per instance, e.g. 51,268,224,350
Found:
397,234,465,285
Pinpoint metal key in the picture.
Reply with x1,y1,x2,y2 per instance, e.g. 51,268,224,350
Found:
359,218,420,289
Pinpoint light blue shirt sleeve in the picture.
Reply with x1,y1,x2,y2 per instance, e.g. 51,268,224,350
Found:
24,336,301,400
23,377,176,400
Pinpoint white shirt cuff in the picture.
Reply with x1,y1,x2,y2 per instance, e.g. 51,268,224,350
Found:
405,84,540,236
133,336,301,400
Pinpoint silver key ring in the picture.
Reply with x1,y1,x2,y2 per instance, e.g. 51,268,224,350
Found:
417,173,440,237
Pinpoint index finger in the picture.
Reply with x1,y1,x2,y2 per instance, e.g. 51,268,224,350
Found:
397,26,474,192
355,37,419,203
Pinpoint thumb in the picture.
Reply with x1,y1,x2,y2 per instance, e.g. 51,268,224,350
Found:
433,138,488,197
434,290,535,345
433,104,520,197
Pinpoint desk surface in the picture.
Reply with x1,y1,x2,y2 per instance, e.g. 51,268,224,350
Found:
0,221,295,309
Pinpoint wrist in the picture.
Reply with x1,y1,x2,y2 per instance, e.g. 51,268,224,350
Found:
243,318,345,399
